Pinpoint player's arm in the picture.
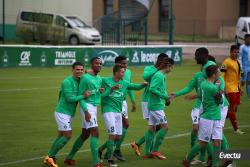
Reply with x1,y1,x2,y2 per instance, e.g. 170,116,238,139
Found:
78,78,88,112
63,80,84,102
127,82,147,91
149,74,169,100
174,73,197,97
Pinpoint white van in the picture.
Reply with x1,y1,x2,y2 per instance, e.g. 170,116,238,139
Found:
235,17,250,45
16,11,101,45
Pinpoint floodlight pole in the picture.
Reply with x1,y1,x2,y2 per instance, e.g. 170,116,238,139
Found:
168,0,174,45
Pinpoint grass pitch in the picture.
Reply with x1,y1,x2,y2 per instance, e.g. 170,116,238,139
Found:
0,60,249,167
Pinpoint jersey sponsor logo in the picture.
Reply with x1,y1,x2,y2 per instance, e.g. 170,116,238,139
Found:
109,90,123,97
19,51,32,66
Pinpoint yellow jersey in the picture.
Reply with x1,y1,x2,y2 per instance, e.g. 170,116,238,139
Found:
221,57,241,93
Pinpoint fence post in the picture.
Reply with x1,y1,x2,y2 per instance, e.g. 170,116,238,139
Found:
2,0,5,44
192,20,196,42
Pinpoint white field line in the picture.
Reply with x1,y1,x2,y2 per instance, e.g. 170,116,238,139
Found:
0,125,249,166
0,87,58,92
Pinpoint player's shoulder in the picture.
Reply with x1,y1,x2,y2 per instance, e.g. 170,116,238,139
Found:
144,65,155,71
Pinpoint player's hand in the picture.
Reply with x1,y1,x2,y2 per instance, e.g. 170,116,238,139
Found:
99,87,105,93
142,82,148,86
214,92,222,101
185,94,197,100
111,85,120,91
131,102,136,112
84,111,91,122
169,92,175,100
165,99,171,106
83,90,91,98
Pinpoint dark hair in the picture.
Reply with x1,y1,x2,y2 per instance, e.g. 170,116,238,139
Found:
208,55,216,63
206,65,218,78
113,64,124,75
244,34,250,39
230,44,239,52
90,57,101,64
72,61,83,68
195,47,209,57
168,57,175,65
115,55,127,63
155,53,168,67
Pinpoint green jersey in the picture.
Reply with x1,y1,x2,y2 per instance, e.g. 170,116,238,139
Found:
148,71,169,111
101,77,145,113
202,61,216,76
215,77,229,107
203,60,229,107
200,80,221,120
175,72,205,108
123,68,135,102
55,76,83,117
79,73,102,112
142,65,158,102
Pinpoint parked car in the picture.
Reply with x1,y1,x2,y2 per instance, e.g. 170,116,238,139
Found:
235,17,250,45
16,11,101,45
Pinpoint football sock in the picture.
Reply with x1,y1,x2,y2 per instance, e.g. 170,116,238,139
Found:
145,130,155,155
206,142,213,158
100,140,107,151
191,131,197,148
227,111,238,131
66,135,84,160
135,133,146,146
152,128,167,152
221,134,229,151
48,136,61,156
107,140,115,159
90,136,99,165
212,144,221,166
48,136,69,157
187,143,200,162
115,128,127,151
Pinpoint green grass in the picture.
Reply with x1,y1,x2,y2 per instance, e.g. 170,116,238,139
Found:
0,60,249,167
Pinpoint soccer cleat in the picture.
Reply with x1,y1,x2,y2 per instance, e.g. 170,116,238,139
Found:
143,154,154,159
113,150,125,161
43,156,58,167
182,159,190,167
64,159,75,166
235,129,245,134
93,163,103,167
130,141,141,156
108,159,118,167
190,159,205,165
150,151,167,160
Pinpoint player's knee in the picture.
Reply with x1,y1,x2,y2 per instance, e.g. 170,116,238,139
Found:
193,125,199,133
90,127,99,137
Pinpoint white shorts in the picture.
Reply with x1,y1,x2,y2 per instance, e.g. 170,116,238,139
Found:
148,110,167,126
80,103,98,129
122,101,128,119
220,106,228,127
191,108,201,125
55,112,73,131
141,101,149,120
198,118,223,142
103,112,122,135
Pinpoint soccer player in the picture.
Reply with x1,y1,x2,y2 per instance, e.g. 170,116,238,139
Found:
112,55,135,161
43,62,85,167
130,53,169,156
144,58,174,160
98,64,147,166
64,57,103,167
221,45,245,134
182,65,223,167
239,34,250,98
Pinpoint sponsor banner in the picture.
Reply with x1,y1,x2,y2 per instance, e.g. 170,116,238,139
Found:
130,47,182,65
0,46,182,67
